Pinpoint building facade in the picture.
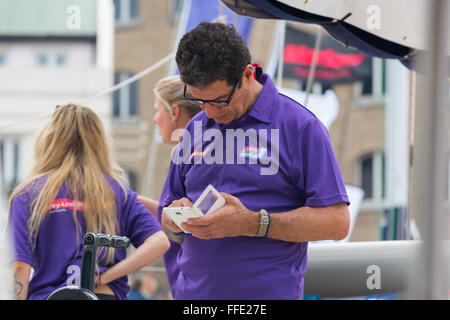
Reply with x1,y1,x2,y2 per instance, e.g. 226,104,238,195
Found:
0,0,114,200
0,0,115,299
112,0,179,197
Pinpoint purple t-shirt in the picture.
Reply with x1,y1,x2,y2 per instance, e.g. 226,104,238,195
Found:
158,73,349,300
10,176,162,300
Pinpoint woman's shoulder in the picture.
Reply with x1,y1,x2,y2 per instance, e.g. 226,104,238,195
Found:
104,175,135,203
11,176,48,202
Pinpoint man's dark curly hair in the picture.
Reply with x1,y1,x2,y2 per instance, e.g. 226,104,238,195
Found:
175,22,251,89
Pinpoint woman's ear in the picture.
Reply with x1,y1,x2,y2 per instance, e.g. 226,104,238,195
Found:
171,104,181,122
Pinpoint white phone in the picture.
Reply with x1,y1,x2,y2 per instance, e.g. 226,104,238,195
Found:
163,184,225,233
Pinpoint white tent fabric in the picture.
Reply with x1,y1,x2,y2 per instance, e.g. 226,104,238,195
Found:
277,87,339,130
222,0,450,72
278,0,437,53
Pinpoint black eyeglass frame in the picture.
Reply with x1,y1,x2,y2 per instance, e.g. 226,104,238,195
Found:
183,80,239,107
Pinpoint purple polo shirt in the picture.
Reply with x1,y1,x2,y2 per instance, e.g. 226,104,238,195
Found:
157,183,182,298
10,176,162,300
159,73,349,300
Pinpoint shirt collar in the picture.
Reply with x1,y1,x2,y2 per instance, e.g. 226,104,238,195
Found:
202,73,277,128
245,73,276,125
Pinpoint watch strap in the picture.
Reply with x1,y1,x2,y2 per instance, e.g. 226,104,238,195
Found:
257,209,269,237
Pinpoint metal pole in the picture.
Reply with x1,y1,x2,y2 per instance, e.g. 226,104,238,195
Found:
407,70,417,240
276,20,286,88
409,0,449,300
305,240,450,298
304,26,323,107
0,145,13,299
385,60,410,241
266,20,285,78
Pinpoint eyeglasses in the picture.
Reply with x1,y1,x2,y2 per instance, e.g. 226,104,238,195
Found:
183,81,239,107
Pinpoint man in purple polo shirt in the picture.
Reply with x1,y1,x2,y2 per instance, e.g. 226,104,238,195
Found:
158,22,350,300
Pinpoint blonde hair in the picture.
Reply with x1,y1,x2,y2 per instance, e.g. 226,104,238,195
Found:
10,104,126,264
154,75,201,118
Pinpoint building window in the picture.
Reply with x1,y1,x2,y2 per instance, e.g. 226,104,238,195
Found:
114,0,139,27
36,53,68,67
37,53,49,66
124,168,138,191
361,58,374,96
113,72,138,121
0,139,20,197
169,0,184,24
56,53,67,66
360,156,374,198
357,151,385,209
353,57,386,105
129,0,139,18
0,53,6,66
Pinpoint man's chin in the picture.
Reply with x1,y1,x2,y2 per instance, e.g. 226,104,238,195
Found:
213,116,231,124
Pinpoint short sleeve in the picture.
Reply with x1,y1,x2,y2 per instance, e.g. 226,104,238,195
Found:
9,193,34,265
293,119,349,207
121,186,162,248
157,151,187,222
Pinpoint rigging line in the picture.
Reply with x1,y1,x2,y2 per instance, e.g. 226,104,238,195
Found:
78,51,176,104
0,51,176,132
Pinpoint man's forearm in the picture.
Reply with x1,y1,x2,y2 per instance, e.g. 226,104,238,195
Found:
183,193,349,242
247,203,350,242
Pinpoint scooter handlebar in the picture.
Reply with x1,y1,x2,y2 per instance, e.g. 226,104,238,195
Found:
84,233,130,249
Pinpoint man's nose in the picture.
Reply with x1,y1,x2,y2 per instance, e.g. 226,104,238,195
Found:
203,104,220,117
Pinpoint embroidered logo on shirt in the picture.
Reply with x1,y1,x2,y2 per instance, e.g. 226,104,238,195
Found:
239,146,267,159
49,199,83,212
189,146,211,159
171,120,280,175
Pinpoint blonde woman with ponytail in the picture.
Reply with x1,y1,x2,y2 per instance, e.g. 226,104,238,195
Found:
137,75,201,299
9,104,170,300
138,75,201,215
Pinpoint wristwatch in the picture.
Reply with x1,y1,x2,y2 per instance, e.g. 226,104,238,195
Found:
257,209,270,237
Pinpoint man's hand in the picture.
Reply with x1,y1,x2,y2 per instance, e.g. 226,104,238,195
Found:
161,197,192,243
181,193,259,240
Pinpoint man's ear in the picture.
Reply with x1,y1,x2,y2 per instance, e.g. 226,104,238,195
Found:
242,64,254,80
